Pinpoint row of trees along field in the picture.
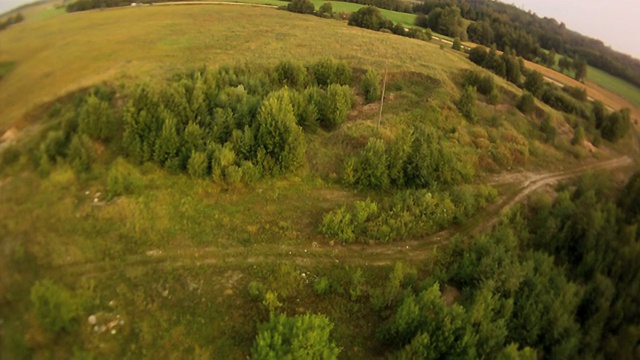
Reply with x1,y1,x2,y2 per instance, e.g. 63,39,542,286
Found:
63,0,640,87
468,45,632,145
246,171,640,359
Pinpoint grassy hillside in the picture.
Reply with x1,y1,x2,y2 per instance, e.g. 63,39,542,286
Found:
1,4,638,359
0,4,459,132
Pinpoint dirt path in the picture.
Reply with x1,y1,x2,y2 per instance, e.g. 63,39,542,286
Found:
46,156,635,279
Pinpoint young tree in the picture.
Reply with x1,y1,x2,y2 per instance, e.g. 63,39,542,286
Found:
348,6,388,31
452,37,462,51
456,85,478,122
523,70,545,98
30,280,78,333
287,0,315,14
558,56,572,74
254,90,306,175
319,84,353,130
317,2,333,18
361,69,381,104
251,313,340,360
517,92,536,115
573,57,588,82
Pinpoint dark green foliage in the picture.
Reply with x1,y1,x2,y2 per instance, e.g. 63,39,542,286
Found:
275,61,309,88
562,86,588,102
318,84,353,130
463,70,495,96
456,85,477,122
572,57,588,82
310,58,352,87
600,108,631,142
516,92,535,115
348,6,389,31
77,93,116,141
68,134,93,174
30,280,78,333
321,185,495,243
251,313,340,359
426,6,466,39
361,69,381,104
540,85,590,119
468,46,488,66
351,138,389,189
414,13,428,28
523,70,544,98
452,37,462,51
571,125,585,146
254,90,306,175
318,2,333,18
287,0,315,14
539,116,556,143
558,56,572,74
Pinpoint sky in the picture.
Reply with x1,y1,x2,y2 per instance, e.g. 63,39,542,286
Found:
504,0,640,59
1,0,639,58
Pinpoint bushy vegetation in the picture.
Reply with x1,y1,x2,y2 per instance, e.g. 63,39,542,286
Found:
469,45,632,144
28,60,357,184
321,184,496,243
251,313,340,359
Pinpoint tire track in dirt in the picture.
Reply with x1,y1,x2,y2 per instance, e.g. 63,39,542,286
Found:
44,156,636,279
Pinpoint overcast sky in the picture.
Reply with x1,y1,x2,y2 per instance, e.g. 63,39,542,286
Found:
1,0,639,59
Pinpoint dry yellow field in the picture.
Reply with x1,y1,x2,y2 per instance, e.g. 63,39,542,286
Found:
0,4,474,132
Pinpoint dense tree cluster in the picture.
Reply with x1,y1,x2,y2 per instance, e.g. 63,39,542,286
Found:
359,172,640,358
31,60,356,184
469,46,630,143
348,6,432,42
435,0,639,87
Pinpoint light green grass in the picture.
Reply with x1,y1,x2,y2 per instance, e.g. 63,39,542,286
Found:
587,65,640,108
0,4,468,131
31,6,66,21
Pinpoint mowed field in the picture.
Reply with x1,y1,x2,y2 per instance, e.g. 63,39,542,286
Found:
0,4,470,132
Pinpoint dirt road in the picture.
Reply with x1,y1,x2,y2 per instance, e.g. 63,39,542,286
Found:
45,156,635,279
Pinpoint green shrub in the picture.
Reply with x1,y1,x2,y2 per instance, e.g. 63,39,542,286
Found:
30,280,78,333
106,157,142,199
225,165,243,185
287,0,315,14
78,93,116,141
517,92,535,115
248,281,265,301
67,134,93,174
319,84,353,130
314,277,331,295
187,150,208,178
456,86,478,122
348,6,390,31
275,60,309,88
251,313,340,360
310,58,351,87
318,2,333,17
361,69,382,104
540,116,556,143
452,37,462,51
320,206,355,243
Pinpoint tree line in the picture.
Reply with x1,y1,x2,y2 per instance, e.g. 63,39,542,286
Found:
0,13,24,31
468,45,631,144
29,60,361,187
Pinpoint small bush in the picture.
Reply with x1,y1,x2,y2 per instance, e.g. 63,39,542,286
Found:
319,84,353,130
287,0,315,14
106,157,143,199
314,277,331,295
248,281,265,301
187,150,208,178
30,280,78,333
361,69,381,104
318,2,333,17
517,92,536,115
456,86,478,122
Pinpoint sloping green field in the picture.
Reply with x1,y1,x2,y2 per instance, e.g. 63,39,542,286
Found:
0,4,465,131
